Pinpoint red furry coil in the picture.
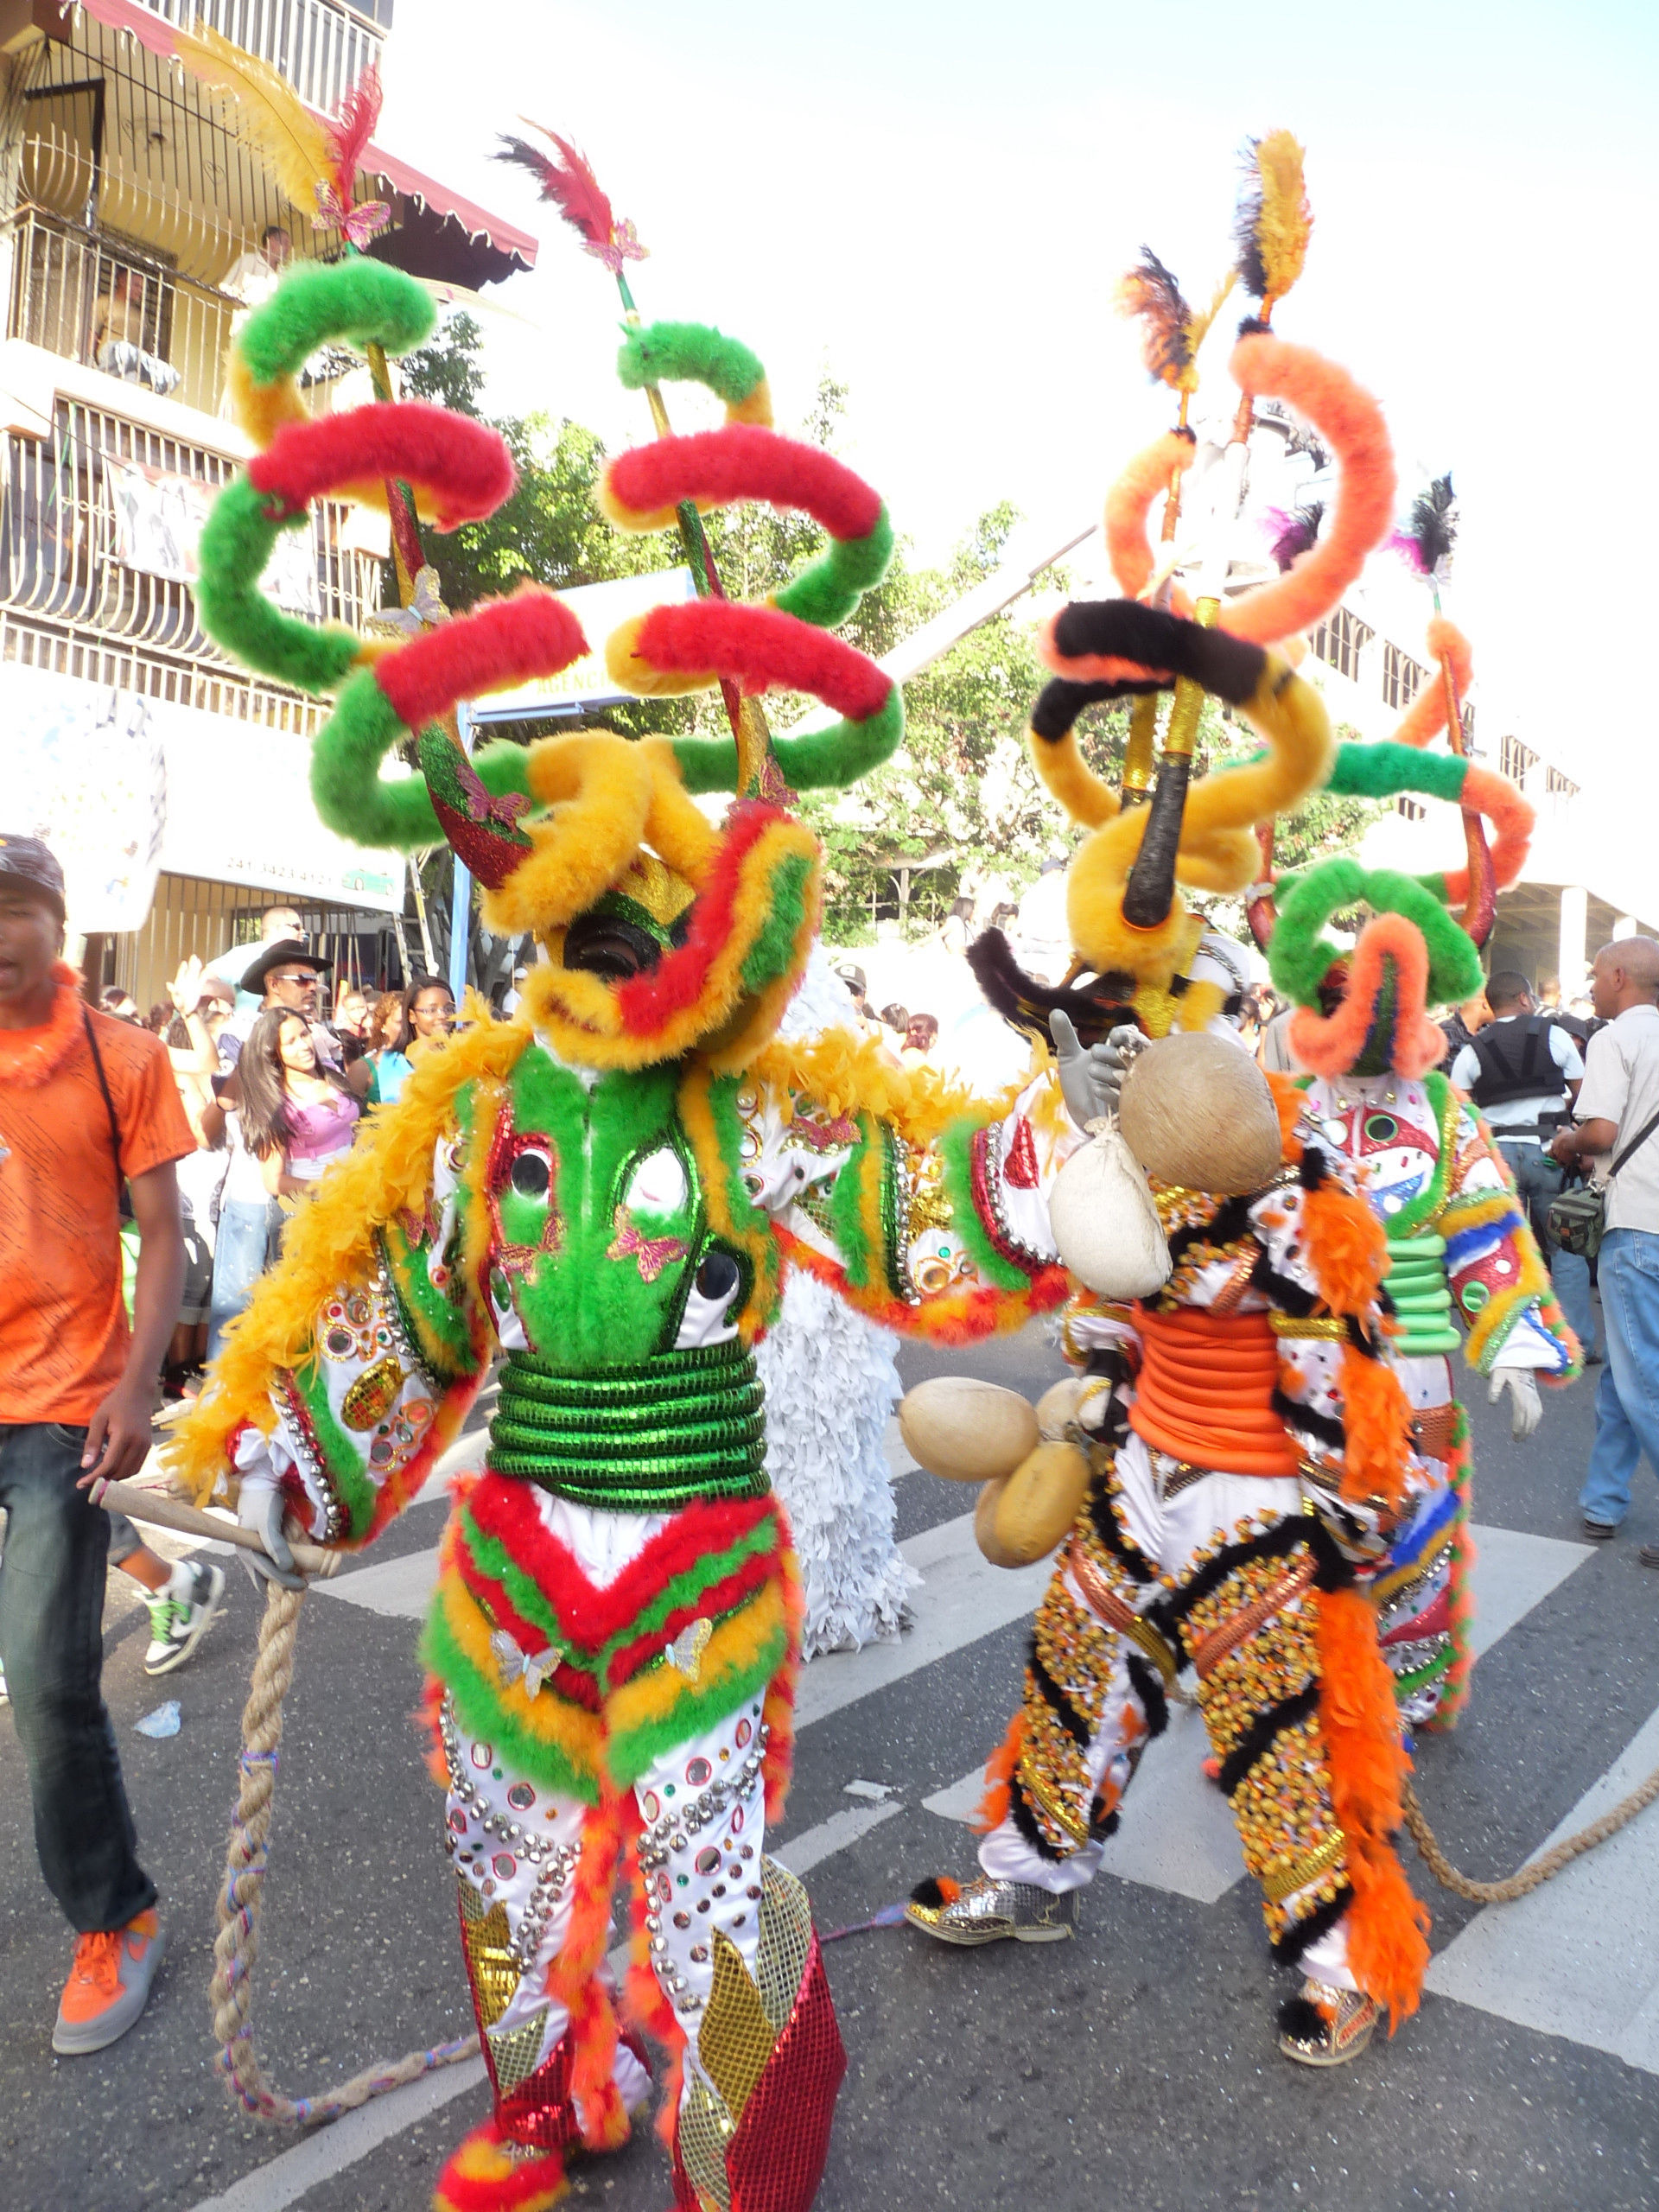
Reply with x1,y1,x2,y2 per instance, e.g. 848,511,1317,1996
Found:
606,424,882,541
376,588,588,728
248,403,516,532
632,601,893,720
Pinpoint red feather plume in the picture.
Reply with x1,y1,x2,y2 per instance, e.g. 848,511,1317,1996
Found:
326,63,382,200
498,120,614,249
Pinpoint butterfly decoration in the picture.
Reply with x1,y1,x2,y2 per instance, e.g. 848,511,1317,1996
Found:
666,1618,713,1682
314,181,392,248
583,215,647,276
490,1627,563,1700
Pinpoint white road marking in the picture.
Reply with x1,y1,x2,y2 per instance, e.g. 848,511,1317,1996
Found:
775,1798,904,1875
923,1524,1592,1906
1425,1700,1659,2074
183,2056,486,2212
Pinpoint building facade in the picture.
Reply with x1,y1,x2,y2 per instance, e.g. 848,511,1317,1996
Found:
0,0,534,1006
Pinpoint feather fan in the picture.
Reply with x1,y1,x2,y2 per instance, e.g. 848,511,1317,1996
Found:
1262,499,1325,572
1391,474,1458,580
174,23,332,213
1235,129,1313,309
326,64,382,201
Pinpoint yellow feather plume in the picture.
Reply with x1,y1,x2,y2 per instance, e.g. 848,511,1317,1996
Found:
174,23,331,217
1237,129,1313,309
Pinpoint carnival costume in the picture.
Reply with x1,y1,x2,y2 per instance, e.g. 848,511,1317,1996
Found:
1253,737,1580,1729
904,139,1448,2069
169,257,1153,2212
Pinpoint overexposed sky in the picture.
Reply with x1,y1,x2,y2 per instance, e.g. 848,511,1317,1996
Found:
378,0,1659,796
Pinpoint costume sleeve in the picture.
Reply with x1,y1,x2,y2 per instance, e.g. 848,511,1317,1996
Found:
753,1065,1079,1339
1440,1100,1578,1378
191,1128,494,1548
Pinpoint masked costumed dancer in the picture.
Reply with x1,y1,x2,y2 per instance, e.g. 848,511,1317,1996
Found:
903,144,1452,2068
1251,728,1580,1731
171,259,1155,2212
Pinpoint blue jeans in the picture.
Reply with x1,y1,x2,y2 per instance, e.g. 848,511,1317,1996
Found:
207,1195,277,1363
0,1422,156,1933
1496,1138,1597,1357
1580,1228,1659,1527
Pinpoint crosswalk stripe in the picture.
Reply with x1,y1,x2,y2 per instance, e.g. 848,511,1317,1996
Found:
1424,1703,1659,2075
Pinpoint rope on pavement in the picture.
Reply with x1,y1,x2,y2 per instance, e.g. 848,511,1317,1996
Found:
1402,1764,1659,1905
209,1582,480,2127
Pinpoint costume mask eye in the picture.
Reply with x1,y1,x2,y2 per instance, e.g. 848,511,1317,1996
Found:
625,1146,688,1216
510,1147,552,1199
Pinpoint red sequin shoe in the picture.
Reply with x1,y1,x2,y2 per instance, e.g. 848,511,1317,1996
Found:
432,2114,569,2212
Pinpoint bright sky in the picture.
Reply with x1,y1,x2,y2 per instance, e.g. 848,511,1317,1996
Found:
380,0,1659,798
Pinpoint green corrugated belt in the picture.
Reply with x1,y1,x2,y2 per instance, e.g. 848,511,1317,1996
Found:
1384,1230,1461,1355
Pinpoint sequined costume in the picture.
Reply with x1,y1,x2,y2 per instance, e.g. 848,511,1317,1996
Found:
916,1082,1431,2046
171,262,1087,2212
1295,1068,1576,1726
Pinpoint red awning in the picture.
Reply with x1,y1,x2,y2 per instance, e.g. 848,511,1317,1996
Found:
58,0,537,276
363,143,537,272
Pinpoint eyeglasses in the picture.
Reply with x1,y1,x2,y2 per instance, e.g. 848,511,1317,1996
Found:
268,970,318,988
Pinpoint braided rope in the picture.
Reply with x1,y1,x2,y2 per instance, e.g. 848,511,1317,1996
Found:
1402,1767,1659,1905
210,1582,479,2127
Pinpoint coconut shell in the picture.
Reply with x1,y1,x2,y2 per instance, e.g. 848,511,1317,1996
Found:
991,1440,1091,1565
1118,1030,1282,1196
899,1376,1040,1484
974,1477,1025,1567
1049,1122,1173,1299
1036,1375,1087,1440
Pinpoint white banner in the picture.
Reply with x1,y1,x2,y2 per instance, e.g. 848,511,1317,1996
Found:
7,677,166,932
106,457,321,616
1,663,404,921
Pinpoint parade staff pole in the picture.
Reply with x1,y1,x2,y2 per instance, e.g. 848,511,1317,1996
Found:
494,126,783,799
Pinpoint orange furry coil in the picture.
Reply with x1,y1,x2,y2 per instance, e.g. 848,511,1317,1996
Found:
1391,617,1474,748
1104,431,1195,599
1287,913,1448,1083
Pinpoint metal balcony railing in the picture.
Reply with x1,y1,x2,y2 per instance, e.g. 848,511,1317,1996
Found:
124,0,388,115
0,390,382,733
10,203,242,416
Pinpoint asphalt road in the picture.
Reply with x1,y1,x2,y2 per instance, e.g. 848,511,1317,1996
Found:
3,1314,1658,2212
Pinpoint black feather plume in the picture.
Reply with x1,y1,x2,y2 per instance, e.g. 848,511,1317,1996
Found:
1264,499,1325,573
1394,474,1458,579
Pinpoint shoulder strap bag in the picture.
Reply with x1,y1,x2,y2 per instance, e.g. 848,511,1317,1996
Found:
1547,1104,1659,1261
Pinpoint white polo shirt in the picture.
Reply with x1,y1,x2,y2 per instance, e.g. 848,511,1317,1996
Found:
1575,1003,1659,1235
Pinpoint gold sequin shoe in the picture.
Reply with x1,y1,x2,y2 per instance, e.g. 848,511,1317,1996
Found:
904,1875,1078,1946
1276,1979,1379,2069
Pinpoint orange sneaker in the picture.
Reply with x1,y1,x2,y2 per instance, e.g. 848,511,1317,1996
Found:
53,1907,166,2055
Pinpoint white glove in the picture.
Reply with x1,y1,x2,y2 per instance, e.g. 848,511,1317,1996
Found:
237,1476,307,1590
1488,1366,1542,1442
1052,1012,1147,1130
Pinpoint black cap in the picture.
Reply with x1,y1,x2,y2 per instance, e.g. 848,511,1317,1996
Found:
0,832,66,922
243,938,333,995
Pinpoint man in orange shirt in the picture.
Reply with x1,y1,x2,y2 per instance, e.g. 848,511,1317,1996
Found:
0,835,192,2054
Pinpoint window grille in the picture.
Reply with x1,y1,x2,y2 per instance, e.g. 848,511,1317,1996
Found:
1381,642,1427,711
1311,606,1374,682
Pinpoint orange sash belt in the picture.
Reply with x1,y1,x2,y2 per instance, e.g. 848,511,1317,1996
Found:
1128,1306,1301,1478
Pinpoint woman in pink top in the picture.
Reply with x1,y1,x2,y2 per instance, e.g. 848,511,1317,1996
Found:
237,1007,360,1198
